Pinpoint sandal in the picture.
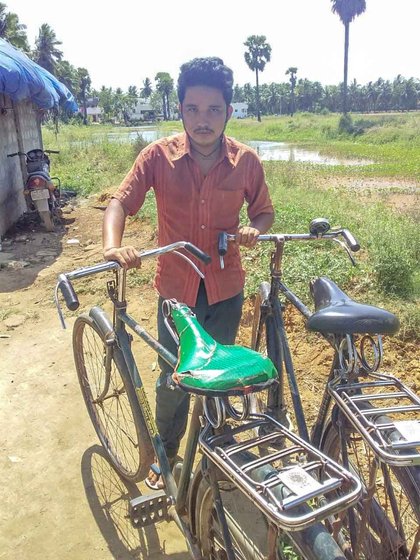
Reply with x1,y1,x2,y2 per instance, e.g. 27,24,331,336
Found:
145,463,165,490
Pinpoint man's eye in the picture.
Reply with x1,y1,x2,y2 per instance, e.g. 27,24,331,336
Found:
187,107,197,113
211,108,221,113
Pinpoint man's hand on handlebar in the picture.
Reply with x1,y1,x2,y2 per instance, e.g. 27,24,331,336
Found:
103,246,142,269
235,226,261,248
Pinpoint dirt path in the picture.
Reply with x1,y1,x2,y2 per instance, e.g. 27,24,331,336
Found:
0,194,418,560
0,199,190,560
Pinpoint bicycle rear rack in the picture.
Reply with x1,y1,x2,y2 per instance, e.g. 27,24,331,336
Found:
328,372,420,466
199,413,362,531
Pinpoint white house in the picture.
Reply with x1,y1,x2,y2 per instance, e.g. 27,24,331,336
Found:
231,102,248,119
129,99,156,121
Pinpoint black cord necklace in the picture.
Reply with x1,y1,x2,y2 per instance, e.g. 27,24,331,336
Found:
191,141,221,159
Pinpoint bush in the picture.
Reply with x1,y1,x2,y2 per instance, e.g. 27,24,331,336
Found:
132,135,149,157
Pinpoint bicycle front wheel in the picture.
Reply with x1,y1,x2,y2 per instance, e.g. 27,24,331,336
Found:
73,314,153,482
321,419,420,559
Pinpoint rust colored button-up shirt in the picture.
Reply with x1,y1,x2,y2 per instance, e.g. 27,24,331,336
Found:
113,132,273,306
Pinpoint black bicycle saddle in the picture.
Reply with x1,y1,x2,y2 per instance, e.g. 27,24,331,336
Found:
307,277,400,335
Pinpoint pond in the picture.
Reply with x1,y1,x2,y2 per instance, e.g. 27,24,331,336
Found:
95,128,373,166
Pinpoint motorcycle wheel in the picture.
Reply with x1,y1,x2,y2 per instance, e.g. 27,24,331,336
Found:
39,210,54,232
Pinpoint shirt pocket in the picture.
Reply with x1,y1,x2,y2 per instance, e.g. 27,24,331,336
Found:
211,185,245,230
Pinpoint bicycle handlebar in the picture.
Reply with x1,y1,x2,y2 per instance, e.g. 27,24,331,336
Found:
218,221,360,257
55,241,211,328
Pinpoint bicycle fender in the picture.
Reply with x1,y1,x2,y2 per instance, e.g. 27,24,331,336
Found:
89,306,115,344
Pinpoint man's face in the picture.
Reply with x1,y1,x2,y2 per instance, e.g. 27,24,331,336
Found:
180,85,232,147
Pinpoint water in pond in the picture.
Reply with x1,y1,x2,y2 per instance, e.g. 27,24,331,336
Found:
94,128,373,166
247,140,373,166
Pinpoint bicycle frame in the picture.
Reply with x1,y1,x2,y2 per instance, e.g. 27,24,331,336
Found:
245,229,420,559
56,239,364,560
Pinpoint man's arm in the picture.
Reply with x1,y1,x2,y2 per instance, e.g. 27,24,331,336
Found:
236,211,274,248
102,198,142,269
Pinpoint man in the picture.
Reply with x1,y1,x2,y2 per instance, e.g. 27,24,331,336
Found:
103,57,274,488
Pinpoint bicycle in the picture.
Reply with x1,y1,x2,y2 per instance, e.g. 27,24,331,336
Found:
218,218,420,559
54,240,362,560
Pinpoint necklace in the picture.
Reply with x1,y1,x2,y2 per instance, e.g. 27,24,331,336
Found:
191,142,221,160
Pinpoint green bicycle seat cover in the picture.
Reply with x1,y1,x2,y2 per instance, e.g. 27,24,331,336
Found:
171,304,277,395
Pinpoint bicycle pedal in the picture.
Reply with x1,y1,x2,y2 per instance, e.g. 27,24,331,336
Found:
129,490,171,527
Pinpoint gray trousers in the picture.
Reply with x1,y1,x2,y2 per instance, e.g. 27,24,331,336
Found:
156,281,244,459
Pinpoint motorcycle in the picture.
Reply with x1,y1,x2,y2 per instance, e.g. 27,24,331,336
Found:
7,149,62,231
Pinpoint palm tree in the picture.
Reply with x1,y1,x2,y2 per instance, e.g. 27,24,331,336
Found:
77,68,91,125
155,72,173,120
33,23,63,75
141,77,153,100
0,3,29,51
286,67,298,116
244,35,272,122
331,0,366,114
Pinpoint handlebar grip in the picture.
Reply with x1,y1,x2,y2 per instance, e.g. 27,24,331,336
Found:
342,229,360,252
218,232,229,256
58,273,80,311
7,153,18,157
45,150,60,154
185,243,212,265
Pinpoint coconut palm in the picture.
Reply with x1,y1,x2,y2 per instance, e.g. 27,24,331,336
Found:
244,35,272,122
331,0,366,114
0,3,29,51
155,72,173,120
141,77,153,100
33,23,63,75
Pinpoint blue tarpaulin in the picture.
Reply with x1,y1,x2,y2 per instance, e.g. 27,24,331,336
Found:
0,38,78,112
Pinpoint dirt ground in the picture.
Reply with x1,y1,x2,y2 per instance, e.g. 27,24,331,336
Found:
0,193,419,560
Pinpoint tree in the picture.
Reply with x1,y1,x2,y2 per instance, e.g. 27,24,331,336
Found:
331,0,366,114
155,72,174,120
141,77,153,100
286,67,298,116
0,3,29,51
77,68,91,125
33,23,63,75
244,35,272,122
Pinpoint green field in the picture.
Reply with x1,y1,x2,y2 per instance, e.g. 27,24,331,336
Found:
42,113,419,338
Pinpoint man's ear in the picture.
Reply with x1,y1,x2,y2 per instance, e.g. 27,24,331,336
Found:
226,105,233,121
178,103,182,117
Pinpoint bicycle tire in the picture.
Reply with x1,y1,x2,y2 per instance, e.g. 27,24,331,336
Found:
73,314,153,482
321,418,420,559
194,470,348,560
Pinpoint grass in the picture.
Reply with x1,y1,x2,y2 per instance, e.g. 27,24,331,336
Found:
162,112,420,180
41,115,420,338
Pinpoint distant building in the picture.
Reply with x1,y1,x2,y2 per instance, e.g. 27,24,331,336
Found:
80,97,103,123
231,102,248,119
129,99,157,121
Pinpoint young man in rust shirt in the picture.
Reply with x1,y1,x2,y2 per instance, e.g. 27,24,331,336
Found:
103,57,274,487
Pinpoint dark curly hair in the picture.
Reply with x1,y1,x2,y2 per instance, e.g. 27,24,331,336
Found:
177,57,234,105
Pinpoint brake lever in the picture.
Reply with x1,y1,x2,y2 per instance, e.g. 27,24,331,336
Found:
332,237,357,266
173,251,205,279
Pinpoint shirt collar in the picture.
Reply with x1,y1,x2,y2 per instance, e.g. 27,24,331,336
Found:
169,132,236,167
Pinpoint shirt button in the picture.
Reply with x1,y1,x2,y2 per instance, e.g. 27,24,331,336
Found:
201,224,206,230
201,199,205,204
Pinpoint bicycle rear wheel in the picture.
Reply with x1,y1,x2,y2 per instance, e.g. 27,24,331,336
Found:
321,418,420,559
194,472,348,560
73,314,153,482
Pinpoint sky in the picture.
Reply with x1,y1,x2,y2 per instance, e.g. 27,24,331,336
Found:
5,0,420,92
